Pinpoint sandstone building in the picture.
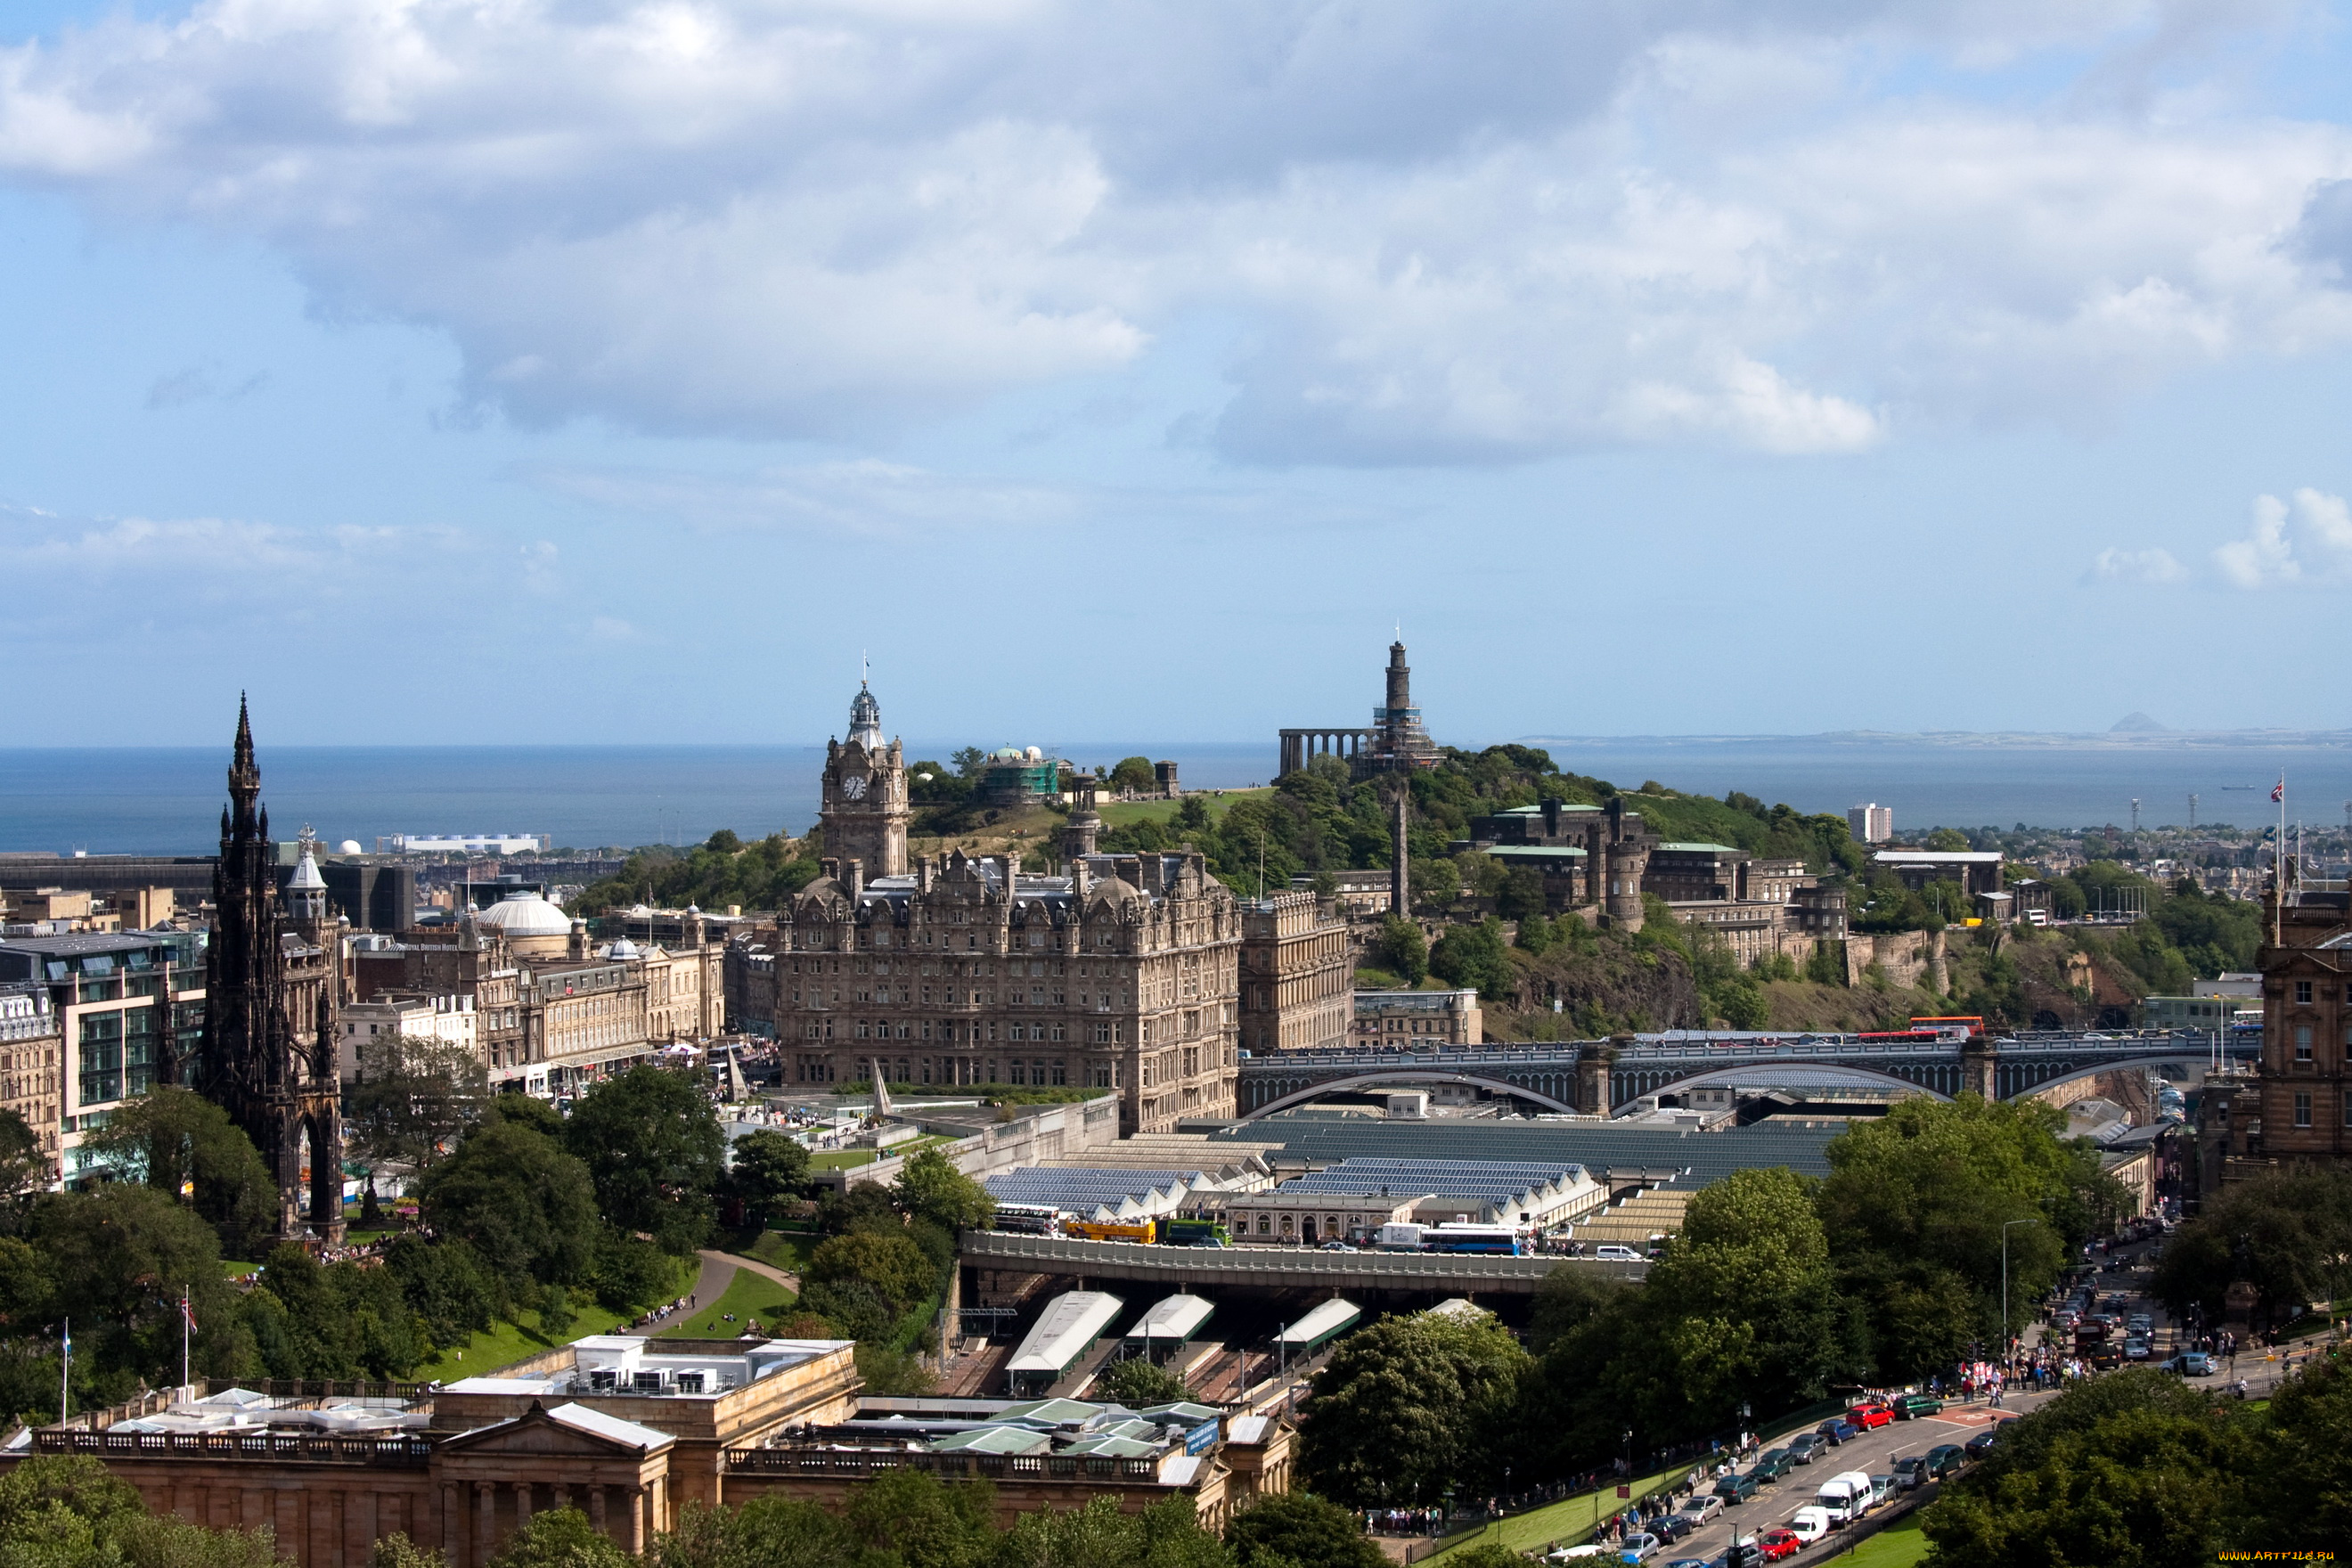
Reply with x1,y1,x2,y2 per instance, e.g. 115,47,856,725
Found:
821,682,910,878
2250,886,2352,1166
1238,891,1352,1054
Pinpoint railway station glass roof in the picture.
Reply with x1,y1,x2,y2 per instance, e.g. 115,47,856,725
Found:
1007,1293,1127,1376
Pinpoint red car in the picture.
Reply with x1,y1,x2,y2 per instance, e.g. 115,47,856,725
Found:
1756,1530,1802,1562
1848,1403,1894,1430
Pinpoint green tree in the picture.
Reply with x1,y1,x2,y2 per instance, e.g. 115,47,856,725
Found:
24,1186,236,1399
649,1497,881,1568
0,1107,49,1197
1298,1310,1529,1507
1110,757,1158,794
241,1242,421,1378
1092,1356,1191,1408
1496,869,1548,922
345,1032,489,1178
725,1131,811,1229
2230,1354,2352,1550
563,1065,726,1254
1428,919,1515,1000
81,1087,277,1262
415,1120,600,1287
890,1147,994,1235
486,1509,632,1568
0,1456,277,1568
1224,1493,1386,1568
2149,1167,2352,1327
844,1468,995,1568
368,1535,448,1568
1000,1495,1229,1568
801,1229,938,1339
1372,918,1426,984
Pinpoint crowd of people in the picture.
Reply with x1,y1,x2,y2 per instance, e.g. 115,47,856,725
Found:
628,1290,701,1331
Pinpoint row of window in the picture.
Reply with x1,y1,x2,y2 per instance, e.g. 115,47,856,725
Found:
2289,1090,2352,1129
2287,1020,2352,1061
791,1055,1102,1088
798,1018,1131,1045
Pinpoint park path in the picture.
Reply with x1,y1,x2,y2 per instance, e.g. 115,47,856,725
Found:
709,1247,801,1293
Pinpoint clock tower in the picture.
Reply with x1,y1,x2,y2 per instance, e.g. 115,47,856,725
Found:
819,680,910,877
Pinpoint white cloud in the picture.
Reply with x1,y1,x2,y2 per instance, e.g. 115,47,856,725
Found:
2213,487,2352,589
2087,546,2188,585
1,2,2348,461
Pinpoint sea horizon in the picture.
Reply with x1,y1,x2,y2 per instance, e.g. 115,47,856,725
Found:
4,729,2348,858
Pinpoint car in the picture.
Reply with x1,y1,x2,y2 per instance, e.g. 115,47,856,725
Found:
2164,1351,2216,1376
1713,1473,1762,1505
1964,1420,2015,1459
1784,1507,1833,1544
1924,1445,1966,1478
1749,1450,1792,1481
1848,1404,1893,1430
2090,1347,2123,1372
1652,1514,1695,1544
1817,1419,1860,1444
1677,1494,1725,1525
1594,1244,1645,1262
1617,1532,1660,1564
1891,1457,1928,1490
1752,1531,1800,1563
1663,1561,1711,1568
1891,1392,1944,1420
2127,1314,2153,1334
2124,1336,2152,1360
1784,1434,1824,1465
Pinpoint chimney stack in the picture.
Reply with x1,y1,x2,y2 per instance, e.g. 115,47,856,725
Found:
845,859,865,900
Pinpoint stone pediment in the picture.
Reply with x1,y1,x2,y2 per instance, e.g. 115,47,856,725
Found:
441,1401,674,1458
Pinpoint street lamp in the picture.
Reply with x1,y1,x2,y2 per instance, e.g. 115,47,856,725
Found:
2003,1218,2041,1370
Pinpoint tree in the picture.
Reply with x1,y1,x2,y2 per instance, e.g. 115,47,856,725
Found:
1224,1493,1387,1568
726,1131,810,1229
81,1087,277,1262
25,1186,235,1395
2149,1168,2352,1327
562,1066,726,1255
1110,756,1158,793
1497,868,1548,922
802,1229,937,1333
0,1107,49,1197
648,1497,880,1568
345,1033,489,1178
1373,918,1426,984
1093,1356,1190,1408
843,1468,995,1568
890,1147,994,1234
0,1455,277,1568
1000,1495,1229,1568
1429,919,1515,1000
415,1120,600,1287
1298,1310,1529,1507
486,1509,633,1568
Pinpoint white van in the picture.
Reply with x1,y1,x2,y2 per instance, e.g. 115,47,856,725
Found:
1593,1244,1643,1262
1816,1470,1875,1527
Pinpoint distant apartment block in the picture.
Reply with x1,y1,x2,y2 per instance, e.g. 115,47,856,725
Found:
1848,803,1893,845
380,833,552,855
1352,987,1482,1047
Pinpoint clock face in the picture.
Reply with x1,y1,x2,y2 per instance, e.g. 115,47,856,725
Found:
841,773,869,800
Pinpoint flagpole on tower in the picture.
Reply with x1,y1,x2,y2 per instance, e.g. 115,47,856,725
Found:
2276,772,2289,946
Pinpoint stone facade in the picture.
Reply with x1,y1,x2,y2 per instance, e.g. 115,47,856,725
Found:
764,849,1240,1133
0,984,60,1183
1351,988,1482,1046
1238,891,1352,1055
2251,889,2352,1166
820,683,910,878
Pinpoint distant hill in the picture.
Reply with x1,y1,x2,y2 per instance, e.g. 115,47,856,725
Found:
2110,712,2168,732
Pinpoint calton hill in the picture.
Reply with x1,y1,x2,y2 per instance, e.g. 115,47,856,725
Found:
574,742,2266,1042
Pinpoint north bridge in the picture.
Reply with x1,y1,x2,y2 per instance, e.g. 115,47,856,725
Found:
1233,1028,2253,1118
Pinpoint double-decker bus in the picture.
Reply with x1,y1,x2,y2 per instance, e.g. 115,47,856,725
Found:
991,1202,1066,1235
1910,1016,1986,1041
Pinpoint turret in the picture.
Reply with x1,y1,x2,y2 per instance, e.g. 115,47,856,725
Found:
286,827,329,931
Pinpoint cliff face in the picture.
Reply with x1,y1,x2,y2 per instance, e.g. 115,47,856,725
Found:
1493,934,1703,1036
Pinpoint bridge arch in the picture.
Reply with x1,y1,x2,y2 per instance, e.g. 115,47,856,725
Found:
1616,1061,1954,1114
1239,1070,1580,1120
2004,1053,2214,1106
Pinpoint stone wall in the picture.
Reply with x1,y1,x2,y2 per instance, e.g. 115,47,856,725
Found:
1844,928,1942,989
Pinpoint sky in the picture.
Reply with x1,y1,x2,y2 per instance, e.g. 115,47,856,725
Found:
8,1,2352,747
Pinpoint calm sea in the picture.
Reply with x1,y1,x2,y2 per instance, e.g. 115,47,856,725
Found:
2,734,2348,857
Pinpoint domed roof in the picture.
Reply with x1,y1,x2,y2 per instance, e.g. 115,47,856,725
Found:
338,839,364,856
600,938,642,961
475,890,572,936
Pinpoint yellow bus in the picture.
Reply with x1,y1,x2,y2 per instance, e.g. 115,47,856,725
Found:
1063,1218,1156,1244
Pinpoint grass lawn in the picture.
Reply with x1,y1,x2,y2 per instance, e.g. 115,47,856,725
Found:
1097,789,1270,828
657,1267,800,1340
1825,1514,1928,1567
411,1300,636,1384
221,1260,259,1278
1426,1466,1681,1562
731,1230,814,1276
809,1134,956,1172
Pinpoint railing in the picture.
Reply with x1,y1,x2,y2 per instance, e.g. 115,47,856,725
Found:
1242,1028,2246,1070
728,1447,1157,1482
198,1376,433,1403
35,1430,431,1467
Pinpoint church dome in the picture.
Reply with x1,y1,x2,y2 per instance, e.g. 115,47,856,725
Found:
600,938,642,961
476,890,571,936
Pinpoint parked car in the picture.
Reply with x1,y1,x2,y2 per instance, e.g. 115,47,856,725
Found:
2163,1351,2216,1376
1784,1434,1825,1465
1752,1530,1800,1563
1817,1419,1860,1444
1677,1495,1725,1525
1651,1514,1695,1544
1713,1473,1762,1506
1891,1457,1928,1491
1784,1507,1833,1544
1617,1532,1660,1564
1924,1445,1966,1479
1848,1403,1893,1430
1891,1392,1944,1420
1749,1450,1793,1481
